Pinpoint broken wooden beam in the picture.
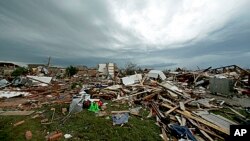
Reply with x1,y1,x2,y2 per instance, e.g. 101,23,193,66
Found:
13,120,25,127
165,99,193,115
187,118,224,140
161,103,229,135
111,111,130,114
0,111,35,116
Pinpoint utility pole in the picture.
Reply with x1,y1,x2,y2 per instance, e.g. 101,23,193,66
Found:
47,56,51,69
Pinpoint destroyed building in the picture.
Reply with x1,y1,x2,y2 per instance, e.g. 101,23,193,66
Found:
0,61,24,76
98,63,118,79
0,63,250,141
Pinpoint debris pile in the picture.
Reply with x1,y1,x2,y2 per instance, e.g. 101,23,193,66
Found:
0,63,249,140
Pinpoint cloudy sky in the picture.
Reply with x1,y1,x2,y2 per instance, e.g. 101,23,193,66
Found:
0,0,250,69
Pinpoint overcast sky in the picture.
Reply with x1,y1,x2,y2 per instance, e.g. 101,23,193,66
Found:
0,0,250,69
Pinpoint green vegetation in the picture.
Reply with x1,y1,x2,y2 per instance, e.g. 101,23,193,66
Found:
124,62,139,75
11,67,28,77
0,103,162,141
71,82,82,89
210,108,250,124
65,66,78,77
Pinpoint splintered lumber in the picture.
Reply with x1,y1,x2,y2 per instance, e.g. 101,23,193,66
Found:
161,103,229,135
158,95,175,105
175,116,182,125
142,91,159,101
161,127,169,141
112,90,148,101
0,111,34,116
111,111,130,114
181,117,186,126
188,118,223,140
193,111,236,133
179,102,185,111
228,107,246,119
31,114,40,119
157,82,190,98
47,132,63,141
101,89,117,94
165,99,193,115
151,102,170,125
62,108,67,115
50,108,56,122
13,120,25,127
200,130,214,141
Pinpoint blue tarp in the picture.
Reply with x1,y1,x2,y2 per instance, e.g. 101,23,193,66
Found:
169,124,197,141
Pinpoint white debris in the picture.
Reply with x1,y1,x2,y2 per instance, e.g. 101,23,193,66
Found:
0,91,31,98
64,134,72,139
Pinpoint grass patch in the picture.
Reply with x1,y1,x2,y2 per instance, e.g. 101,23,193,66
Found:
210,107,250,124
0,102,162,141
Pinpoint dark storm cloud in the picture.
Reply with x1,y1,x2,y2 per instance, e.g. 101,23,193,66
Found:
0,0,250,69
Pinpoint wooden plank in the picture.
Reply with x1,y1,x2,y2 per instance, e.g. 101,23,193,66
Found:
200,130,214,141
13,120,25,127
162,103,229,135
142,92,158,101
181,117,186,126
175,115,182,125
187,118,224,140
158,95,175,105
179,102,185,111
157,82,190,98
228,107,246,119
161,127,169,141
165,99,193,115
112,90,148,101
0,111,34,116
193,111,235,132
50,108,56,122
62,108,67,115
111,111,130,114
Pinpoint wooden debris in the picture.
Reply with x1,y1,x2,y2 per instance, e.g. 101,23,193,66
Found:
62,108,67,115
31,114,40,119
1,64,248,141
112,90,148,102
0,111,34,116
181,116,186,126
142,92,158,101
200,130,214,141
47,131,63,141
14,120,25,127
97,111,108,117
179,102,185,111
162,103,229,135
41,118,49,123
165,99,193,115
111,111,130,114
188,118,224,140
193,110,236,133
228,107,246,119
129,107,141,116
161,127,169,141
175,116,182,125
50,108,56,122
147,108,154,118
